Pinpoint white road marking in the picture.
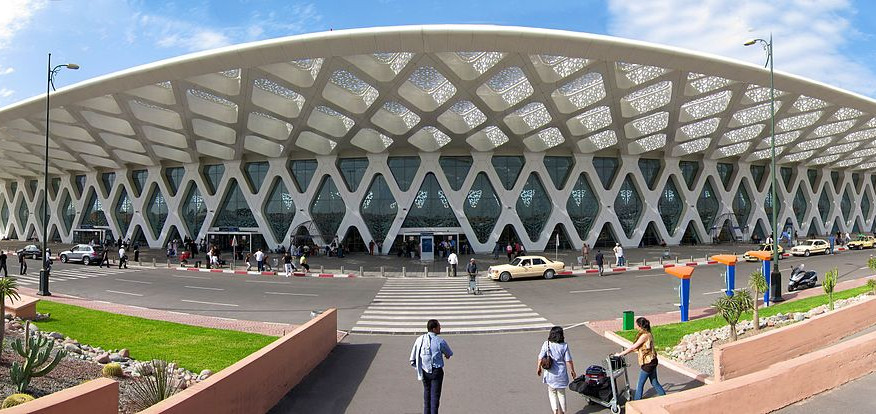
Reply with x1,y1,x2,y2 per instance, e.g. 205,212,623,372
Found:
264,291,318,297
181,299,238,307
634,273,668,278
184,285,224,291
173,274,209,280
244,280,290,284
105,290,143,297
568,287,621,294
564,321,590,330
702,290,726,295
115,278,151,284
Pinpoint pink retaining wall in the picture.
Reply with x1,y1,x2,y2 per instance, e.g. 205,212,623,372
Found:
714,296,876,381
626,328,876,414
4,378,118,414
142,308,338,414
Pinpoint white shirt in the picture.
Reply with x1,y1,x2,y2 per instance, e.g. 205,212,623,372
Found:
254,251,265,261
118,248,125,257
616,246,624,257
447,253,458,265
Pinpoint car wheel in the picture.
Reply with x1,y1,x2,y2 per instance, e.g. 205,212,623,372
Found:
544,269,556,280
804,250,810,257
60,255,68,263
82,256,91,266
499,272,512,282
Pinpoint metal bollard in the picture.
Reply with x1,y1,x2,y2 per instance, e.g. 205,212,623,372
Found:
446,266,450,277
690,255,693,262
424,266,429,278
340,266,344,274
381,266,385,277
153,258,156,267
643,259,647,266
675,256,679,264
166,259,170,268
659,256,663,265
359,266,363,277
402,266,406,277
320,265,324,273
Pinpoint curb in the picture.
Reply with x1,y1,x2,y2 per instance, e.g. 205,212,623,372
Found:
599,330,713,385
177,267,356,278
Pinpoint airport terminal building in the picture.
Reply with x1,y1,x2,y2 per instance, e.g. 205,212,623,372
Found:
1,25,875,254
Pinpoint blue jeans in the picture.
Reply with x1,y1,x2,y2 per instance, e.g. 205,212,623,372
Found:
635,367,666,400
422,367,444,414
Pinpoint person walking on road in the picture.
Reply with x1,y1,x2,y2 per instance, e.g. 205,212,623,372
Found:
447,250,458,277
466,258,478,294
410,319,453,414
537,326,576,414
99,248,110,268
595,250,604,277
118,247,127,269
254,248,265,272
0,251,7,277
615,317,666,400
18,252,26,275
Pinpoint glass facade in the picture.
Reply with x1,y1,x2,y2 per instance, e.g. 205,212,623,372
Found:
165,167,185,196
182,185,207,237
852,173,861,189
61,192,74,233
780,167,793,191
864,192,871,221
146,186,168,237
717,163,734,191
289,160,318,192
516,173,551,240
115,188,133,235
697,179,719,230
402,173,459,228
16,200,28,228
615,175,642,237
439,156,472,191
733,182,752,226
27,180,36,199
464,172,501,243
75,175,86,197
337,158,369,191
593,157,618,190
264,178,295,241
679,161,699,190
819,190,831,223
101,172,115,197
309,175,346,236
793,187,807,225
808,169,819,191
132,170,148,197
765,189,783,221
360,174,397,243
50,177,60,199
830,171,840,190
751,165,766,190
544,156,573,190
492,156,524,190
388,157,420,191
567,173,599,239
213,179,257,228
841,188,852,221
245,162,269,193
638,159,661,190
202,164,224,195
0,200,7,231
81,189,108,227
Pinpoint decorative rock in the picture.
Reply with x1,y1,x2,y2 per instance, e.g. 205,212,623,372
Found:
793,313,805,322
109,353,126,362
119,348,130,358
63,343,82,354
9,321,21,330
95,353,110,364
48,332,64,340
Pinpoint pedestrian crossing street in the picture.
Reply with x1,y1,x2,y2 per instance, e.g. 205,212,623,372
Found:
351,277,553,335
6,267,142,286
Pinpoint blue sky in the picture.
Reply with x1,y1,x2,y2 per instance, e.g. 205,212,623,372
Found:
2,0,876,107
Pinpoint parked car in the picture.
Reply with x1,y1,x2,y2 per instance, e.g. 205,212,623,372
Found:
790,239,830,257
16,244,42,260
59,244,103,265
743,243,784,262
488,256,565,282
847,235,876,250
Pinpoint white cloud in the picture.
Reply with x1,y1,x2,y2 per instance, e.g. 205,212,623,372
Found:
139,14,232,52
0,88,14,98
0,0,47,49
0,67,13,76
606,0,876,96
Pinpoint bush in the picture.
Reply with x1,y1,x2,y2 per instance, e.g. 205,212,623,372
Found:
867,279,876,296
128,359,181,411
102,362,124,378
1,393,34,408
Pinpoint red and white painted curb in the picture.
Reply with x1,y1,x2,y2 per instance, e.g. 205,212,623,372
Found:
176,267,355,278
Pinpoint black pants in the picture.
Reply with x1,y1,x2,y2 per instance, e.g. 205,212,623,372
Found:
134,252,139,262
19,261,26,275
451,264,457,277
0,263,6,276
422,367,444,414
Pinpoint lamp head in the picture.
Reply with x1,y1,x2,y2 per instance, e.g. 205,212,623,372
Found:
743,39,758,46
65,63,80,70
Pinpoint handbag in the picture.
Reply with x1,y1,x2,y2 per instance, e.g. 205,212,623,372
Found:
539,341,553,370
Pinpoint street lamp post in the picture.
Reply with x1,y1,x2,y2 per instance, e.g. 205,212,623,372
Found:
38,53,79,297
745,34,783,302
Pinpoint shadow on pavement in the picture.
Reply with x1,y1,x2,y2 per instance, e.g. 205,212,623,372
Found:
268,342,381,414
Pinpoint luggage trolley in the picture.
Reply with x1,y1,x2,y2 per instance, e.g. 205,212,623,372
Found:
571,355,631,414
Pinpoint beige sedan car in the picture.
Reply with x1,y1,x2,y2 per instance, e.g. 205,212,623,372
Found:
489,255,565,282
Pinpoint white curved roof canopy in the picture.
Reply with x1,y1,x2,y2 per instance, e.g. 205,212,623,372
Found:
1,24,876,177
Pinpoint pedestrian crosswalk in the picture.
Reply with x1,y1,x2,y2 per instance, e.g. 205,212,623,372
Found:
6,267,142,286
351,278,553,335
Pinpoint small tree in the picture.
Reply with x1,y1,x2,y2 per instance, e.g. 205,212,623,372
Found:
0,276,21,353
866,279,876,296
713,289,753,341
748,270,768,332
823,267,838,310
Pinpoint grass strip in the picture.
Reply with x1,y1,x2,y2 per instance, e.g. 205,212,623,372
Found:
617,285,871,350
35,301,277,372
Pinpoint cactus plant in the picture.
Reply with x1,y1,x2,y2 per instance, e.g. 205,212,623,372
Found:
128,359,181,411
102,362,124,378
823,267,838,310
867,278,876,296
1,393,34,408
9,321,67,393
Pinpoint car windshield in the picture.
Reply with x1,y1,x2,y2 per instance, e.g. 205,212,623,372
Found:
858,236,869,241
805,240,818,246
510,258,522,266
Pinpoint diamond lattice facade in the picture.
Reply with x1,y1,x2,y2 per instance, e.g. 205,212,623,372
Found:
1,26,876,252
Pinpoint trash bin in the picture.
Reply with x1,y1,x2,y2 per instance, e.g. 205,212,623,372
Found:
622,310,635,331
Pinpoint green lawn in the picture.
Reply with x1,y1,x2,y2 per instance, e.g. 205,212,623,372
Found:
617,285,871,351
35,301,278,372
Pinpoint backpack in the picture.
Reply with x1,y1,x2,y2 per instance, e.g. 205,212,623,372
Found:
585,365,607,386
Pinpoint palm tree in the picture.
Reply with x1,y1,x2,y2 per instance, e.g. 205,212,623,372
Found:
713,289,753,341
748,270,768,332
0,276,21,354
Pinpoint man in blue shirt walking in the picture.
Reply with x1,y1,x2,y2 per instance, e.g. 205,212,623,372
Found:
410,319,453,414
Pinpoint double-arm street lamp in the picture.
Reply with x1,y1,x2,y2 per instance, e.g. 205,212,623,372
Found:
39,53,79,297
744,34,783,303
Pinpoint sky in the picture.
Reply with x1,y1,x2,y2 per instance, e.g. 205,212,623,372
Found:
1,0,876,107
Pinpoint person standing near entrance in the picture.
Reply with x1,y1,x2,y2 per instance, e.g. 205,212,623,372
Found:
133,242,140,263
18,252,26,275
0,251,7,277
118,246,127,269
369,240,375,256
283,252,295,277
506,243,513,261
99,248,110,268
595,250,604,277
447,250,458,277
254,248,265,271
581,243,590,268
299,254,310,272
410,319,453,414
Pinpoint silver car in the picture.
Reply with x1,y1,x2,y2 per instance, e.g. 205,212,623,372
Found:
59,244,102,265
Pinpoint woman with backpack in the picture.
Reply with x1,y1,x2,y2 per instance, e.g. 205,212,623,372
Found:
615,317,666,400
537,326,576,414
